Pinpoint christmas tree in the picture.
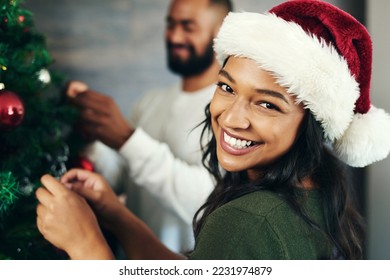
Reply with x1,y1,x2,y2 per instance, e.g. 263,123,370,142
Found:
0,0,82,259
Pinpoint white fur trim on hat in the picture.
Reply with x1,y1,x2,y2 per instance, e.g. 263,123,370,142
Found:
334,106,390,167
214,12,360,142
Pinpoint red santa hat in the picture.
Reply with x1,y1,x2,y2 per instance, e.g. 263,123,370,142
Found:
213,0,390,167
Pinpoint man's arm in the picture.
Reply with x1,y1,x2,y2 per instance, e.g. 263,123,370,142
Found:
119,128,214,224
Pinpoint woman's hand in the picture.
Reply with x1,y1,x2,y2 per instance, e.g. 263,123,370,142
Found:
57,169,184,260
36,174,113,259
60,168,125,230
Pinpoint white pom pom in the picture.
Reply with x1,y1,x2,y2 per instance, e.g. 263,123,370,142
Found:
334,106,390,167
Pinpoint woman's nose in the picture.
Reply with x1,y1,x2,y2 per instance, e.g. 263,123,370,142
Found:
221,100,250,130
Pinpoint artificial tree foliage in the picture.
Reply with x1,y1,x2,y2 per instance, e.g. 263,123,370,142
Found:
0,0,82,259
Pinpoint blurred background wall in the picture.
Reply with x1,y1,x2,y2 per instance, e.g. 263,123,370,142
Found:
24,0,389,259
366,0,390,260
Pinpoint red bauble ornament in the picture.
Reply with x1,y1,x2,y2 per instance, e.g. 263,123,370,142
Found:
0,89,25,129
71,156,94,172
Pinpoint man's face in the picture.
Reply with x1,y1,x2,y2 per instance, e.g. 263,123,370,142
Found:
165,0,216,77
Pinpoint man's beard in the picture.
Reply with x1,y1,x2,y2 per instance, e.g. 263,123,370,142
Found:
166,39,214,78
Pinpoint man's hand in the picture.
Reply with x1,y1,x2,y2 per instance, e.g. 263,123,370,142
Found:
66,81,134,149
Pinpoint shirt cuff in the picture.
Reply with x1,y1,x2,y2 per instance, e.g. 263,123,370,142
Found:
119,127,158,163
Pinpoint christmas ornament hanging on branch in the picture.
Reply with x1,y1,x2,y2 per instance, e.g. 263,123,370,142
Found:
37,68,51,84
0,84,25,129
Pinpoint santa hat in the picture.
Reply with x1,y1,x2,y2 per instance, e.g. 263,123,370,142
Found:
213,0,390,167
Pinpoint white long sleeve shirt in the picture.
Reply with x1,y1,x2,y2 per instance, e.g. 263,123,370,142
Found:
90,83,216,253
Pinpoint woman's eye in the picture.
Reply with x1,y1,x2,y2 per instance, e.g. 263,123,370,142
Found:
217,82,233,93
259,102,279,111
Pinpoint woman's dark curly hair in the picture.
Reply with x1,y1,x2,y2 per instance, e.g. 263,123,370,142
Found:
193,103,366,259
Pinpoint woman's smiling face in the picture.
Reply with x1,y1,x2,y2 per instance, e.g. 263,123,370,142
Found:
210,56,306,180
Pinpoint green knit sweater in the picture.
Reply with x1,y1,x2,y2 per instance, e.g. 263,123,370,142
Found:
190,190,333,259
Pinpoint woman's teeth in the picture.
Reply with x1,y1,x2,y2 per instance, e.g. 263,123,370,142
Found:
224,132,254,149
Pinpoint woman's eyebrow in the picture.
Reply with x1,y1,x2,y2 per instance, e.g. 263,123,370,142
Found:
219,69,290,104
218,69,236,83
219,69,289,104
255,89,289,104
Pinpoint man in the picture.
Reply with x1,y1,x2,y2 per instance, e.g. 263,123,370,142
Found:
67,0,233,253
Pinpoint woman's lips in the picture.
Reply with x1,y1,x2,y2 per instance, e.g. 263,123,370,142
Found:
220,130,261,155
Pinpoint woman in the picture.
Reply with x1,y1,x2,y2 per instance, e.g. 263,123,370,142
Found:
36,0,390,260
